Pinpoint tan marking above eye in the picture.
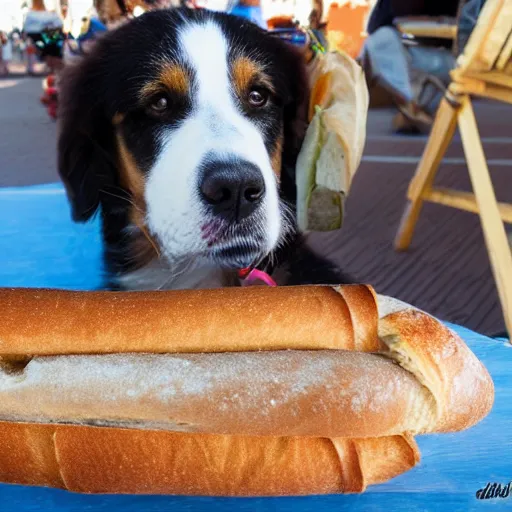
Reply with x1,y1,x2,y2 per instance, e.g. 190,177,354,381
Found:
140,64,190,100
231,57,274,99
160,65,189,95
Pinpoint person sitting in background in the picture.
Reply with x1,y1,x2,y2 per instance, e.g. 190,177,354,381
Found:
457,0,487,52
361,0,487,134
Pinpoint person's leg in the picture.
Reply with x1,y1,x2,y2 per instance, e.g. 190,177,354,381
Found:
44,55,64,74
456,0,487,55
0,51,7,76
26,40,36,75
360,26,414,105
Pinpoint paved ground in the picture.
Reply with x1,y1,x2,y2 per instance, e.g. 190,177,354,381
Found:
0,77,58,187
0,77,511,335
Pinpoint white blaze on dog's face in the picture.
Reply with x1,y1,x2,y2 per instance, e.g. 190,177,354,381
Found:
145,20,282,269
57,9,308,275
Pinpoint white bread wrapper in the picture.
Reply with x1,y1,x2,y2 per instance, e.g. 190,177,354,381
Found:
296,50,369,231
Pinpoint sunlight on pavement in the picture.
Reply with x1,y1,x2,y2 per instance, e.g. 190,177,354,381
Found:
0,80,19,89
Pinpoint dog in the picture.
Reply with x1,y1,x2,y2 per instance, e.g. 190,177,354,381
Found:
57,8,351,290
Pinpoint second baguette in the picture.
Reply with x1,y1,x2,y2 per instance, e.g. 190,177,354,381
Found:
0,350,435,438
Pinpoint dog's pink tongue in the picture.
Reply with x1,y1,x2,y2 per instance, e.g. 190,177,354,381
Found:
238,268,277,287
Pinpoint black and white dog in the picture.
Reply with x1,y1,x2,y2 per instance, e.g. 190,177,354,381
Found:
58,8,350,290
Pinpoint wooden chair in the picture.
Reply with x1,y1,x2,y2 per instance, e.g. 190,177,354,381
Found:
394,0,512,336
393,0,467,51
394,16,459,42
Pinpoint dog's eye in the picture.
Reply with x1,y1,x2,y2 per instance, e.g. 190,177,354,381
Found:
248,89,268,108
149,95,169,113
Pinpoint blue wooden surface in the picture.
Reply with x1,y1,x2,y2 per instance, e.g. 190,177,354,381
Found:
0,184,104,290
0,183,510,511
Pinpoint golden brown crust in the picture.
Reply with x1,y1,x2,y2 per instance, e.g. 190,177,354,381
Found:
378,309,494,433
0,286,376,356
56,427,344,496
0,422,419,496
348,433,420,489
335,285,380,351
0,422,63,488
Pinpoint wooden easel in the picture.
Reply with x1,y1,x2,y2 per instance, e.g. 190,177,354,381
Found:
395,0,512,336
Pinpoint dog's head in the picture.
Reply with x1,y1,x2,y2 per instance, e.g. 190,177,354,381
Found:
58,8,309,271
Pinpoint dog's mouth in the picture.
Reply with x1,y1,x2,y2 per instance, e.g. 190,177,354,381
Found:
211,242,265,270
200,219,268,270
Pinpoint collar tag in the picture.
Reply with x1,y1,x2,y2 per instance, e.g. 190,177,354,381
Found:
238,268,277,287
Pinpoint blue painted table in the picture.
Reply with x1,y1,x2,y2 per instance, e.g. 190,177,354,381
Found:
0,184,510,511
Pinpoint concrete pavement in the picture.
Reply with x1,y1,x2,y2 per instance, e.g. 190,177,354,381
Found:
0,77,58,187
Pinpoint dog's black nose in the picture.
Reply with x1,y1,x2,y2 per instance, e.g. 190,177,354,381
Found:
200,160,265,221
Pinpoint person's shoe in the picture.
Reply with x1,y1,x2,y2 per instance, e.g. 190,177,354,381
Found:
394,103,433,134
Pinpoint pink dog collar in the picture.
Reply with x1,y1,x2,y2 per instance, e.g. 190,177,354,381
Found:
238,268,277,287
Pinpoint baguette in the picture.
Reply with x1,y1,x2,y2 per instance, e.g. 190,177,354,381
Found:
0,286,494,496
0,285,378,355
0,422,419,495
0,350,435,438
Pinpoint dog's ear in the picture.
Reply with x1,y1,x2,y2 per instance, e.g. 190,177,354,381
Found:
57,57,117,222
279,44,311,204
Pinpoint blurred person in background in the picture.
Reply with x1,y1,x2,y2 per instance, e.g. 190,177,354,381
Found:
0,31,10,76
23,0,64,74
362,0,488,133
93,0,178,27
456,0,487,51
10,30,24,63
74,13,107,55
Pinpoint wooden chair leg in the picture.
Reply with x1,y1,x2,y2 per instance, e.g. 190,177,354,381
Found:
394,98,459,251
458,96,512,337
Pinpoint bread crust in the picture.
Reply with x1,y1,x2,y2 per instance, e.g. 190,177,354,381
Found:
0,286,377,355
0,422,420,496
